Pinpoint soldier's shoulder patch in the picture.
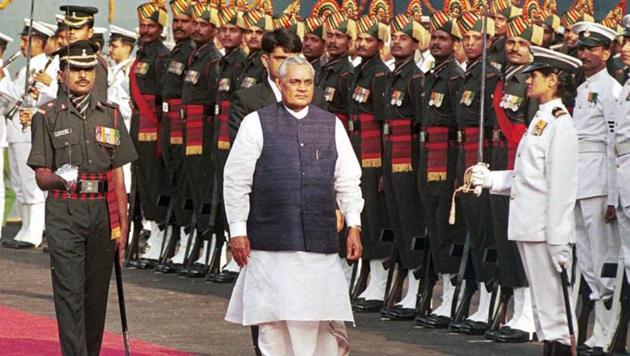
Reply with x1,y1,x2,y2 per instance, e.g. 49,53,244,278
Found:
374,71,385,78
552,107,568,118
101,101,120,109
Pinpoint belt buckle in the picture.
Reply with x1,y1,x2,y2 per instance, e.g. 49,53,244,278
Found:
80,180,99,194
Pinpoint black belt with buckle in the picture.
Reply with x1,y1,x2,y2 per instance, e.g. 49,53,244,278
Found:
77,179,108,194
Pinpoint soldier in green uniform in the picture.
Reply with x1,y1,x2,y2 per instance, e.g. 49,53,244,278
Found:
379,13,427,317
60,6,109,101
303,16,326,81
178,2,223,278
319,11,355,129
449,10,501,335
129,2,170,258
207,6,247,283
238,9,272,89
485,8,542,343
348,14,392,314
488,1,520,72
137,0,192,268
27,40,137,356
415,10,466,329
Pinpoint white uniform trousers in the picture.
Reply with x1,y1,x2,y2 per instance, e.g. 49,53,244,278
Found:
8,142,45,204
517,242,577,344
617,204,630,281
574,196,618,300
258,320,349,356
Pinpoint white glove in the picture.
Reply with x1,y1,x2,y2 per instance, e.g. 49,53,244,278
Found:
55,164,78,187
547,243,571,273
471,163,492,189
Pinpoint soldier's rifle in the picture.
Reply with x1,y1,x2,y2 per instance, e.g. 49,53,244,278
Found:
114,247,131,356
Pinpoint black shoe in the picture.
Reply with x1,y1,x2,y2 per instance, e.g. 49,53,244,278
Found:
420,314,452,329
157,261,181,273
380,306,396,319
181,264,208,278
206,270,238,283
579,346,606,356
136,258,158,270
11,241,36,249
125,259,142,269
1,239,17,248
484,326,507,341
352,299,384,313
492,327,535,343
450,319,488,335
388,305,415,321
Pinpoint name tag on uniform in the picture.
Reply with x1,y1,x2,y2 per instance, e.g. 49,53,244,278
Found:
325,87,336,102
391,90,404,106
499,94,523,112
135,62,149,75
167,61,185,76
429,91,444,107
352,86,370,103
240,77,257,88
54,128,72,137
532,119,547,136
460,90,475,106
184,70,200,84
219,78,231,92
95,126,120,146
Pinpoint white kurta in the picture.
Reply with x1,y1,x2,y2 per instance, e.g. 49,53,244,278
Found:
224,104,363,326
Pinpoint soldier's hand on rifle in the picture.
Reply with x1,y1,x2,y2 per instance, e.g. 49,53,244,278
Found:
605,205,617,223
19,109,33,127
471,163,493,189
33,70,52,86
547,243,571,273
336,209,344,233
230,236,251,267
346,227,362,262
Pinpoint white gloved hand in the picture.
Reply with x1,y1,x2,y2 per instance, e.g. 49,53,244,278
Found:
547,243,571,273
55,164,78,190
471,163,492,189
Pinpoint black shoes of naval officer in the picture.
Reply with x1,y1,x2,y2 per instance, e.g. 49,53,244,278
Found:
448,319,489,335
415,314,451,329
157,261,181,273
577,345,607,356
206,270,239,283
179,263,208,278
1,239,36,249
386,305,415,321
352,298,384,313
485,326,535,343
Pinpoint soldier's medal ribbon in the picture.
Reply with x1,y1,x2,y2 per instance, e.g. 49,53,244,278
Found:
167,61,185,75
185,70,200,84
218,78,231,92
241,77,257,88
532,119,547,136
95,126,121,146
587,92,598,103
325,87,336,102
135,62,149,75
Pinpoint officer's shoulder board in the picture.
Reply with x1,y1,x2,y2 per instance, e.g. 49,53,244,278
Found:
552,107,569,119
36,101,56,115
98,100,120,109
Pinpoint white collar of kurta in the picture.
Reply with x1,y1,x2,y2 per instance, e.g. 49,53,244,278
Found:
538,97,564,113
268,76,282,102
283,103,309,119
585,67,608,83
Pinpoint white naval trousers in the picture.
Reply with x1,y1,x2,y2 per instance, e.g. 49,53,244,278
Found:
617,205,630,281
517,242,577,344
8,142,45,204
258,320,349,356
574,196,618,300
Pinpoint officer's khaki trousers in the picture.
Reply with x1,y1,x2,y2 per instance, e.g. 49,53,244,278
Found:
574,196,619,300
257,320,349,356
517,241,576,344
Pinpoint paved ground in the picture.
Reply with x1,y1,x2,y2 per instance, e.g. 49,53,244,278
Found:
0,225,545,356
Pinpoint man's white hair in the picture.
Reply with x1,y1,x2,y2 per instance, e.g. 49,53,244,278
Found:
278,55,315,81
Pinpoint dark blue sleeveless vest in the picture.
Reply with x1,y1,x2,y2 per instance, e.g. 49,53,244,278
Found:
247,103,338,253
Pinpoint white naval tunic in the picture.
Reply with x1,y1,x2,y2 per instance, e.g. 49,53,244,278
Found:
488,98,579,344
572,68,621,300
614,76,630,278
224,104,363,327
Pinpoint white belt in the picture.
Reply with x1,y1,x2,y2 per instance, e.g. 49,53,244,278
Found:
616,142,630,157
578,140,606,153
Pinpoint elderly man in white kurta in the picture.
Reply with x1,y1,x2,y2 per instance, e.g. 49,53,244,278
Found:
224,55,363,356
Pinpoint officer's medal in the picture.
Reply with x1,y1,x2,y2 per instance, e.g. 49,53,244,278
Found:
218,78,231,92
429,91,444,108
241,77,257,88
391,90,404,106
167,61,185,75
135,62,149,75
185,70,200,84
532,119,547,136
95,126,121,147
325,87,336,102
587,92,598,104
500,94,523,112
460,90,475,106
353,86,370,103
